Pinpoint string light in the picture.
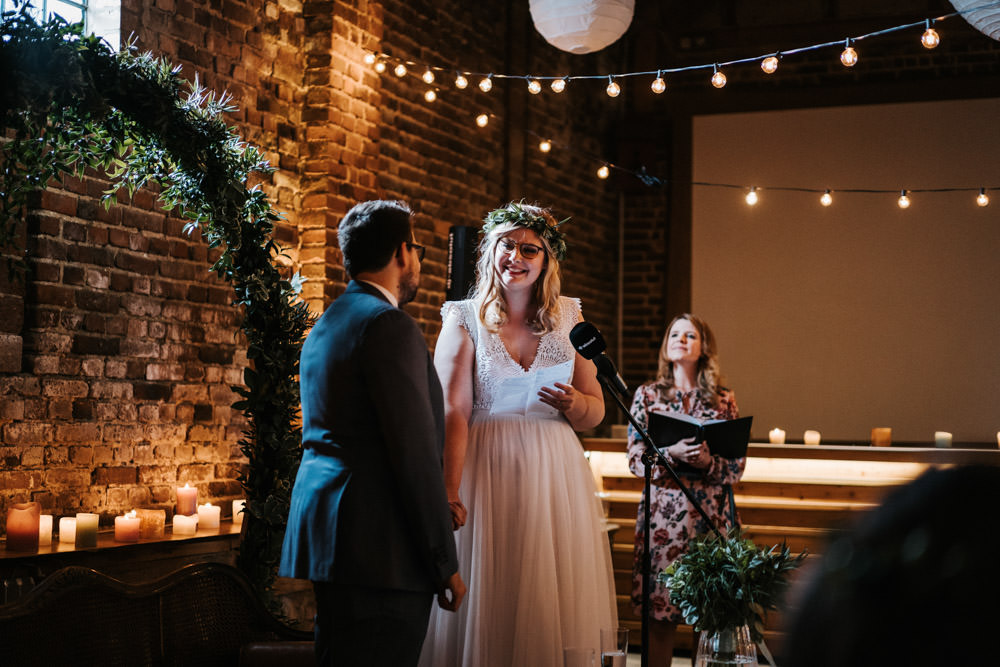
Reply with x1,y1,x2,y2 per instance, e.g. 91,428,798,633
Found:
374,61,386,74
840,39,859,67
539,139,552,153
597,164,610,179
651,70,666,94
551,78,567,93
745,187,759,206
422,69,435,84
424,89,436,102
455,73,469,89
394,63,408,77
475,113,489,127
897,190,911,208
921,19,940,49
363,53,377,65
711,65,727,89
761,55,779,74
606,76,621,98
820,190,833,207
977,188,990,207
479,75,493,92
527,79,542,94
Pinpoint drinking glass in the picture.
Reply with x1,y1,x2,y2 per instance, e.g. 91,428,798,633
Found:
564,646,596,667
600,627,629,667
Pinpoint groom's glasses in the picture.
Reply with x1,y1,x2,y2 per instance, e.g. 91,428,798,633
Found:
498,238,544,260
407,241,426,262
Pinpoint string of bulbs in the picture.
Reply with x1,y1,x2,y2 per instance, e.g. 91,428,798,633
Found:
362,1,1000,207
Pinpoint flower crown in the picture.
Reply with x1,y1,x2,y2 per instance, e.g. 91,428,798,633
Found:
481,202,569,261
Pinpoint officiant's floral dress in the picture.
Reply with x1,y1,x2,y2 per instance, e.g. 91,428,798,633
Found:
419,296,617,667
626,385,744,621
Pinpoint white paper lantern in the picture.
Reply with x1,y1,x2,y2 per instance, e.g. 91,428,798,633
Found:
530,0,635,54
950,0,1000,41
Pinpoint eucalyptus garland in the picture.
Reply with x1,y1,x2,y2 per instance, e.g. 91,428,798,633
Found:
0,8,312,602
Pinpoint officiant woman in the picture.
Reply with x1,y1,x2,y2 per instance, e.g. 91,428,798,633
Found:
627,314,746,666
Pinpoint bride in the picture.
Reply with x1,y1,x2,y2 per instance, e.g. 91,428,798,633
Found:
419,202,617,666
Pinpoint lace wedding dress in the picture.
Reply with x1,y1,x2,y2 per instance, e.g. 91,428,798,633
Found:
419,297,617,667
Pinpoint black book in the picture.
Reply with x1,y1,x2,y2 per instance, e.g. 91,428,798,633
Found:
646,412,753,475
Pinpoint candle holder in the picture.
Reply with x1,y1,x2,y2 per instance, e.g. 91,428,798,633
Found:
136,509,166,539
871,427,892,447
5,502,41,551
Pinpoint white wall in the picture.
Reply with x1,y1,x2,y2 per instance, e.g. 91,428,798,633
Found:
692,98,1000,444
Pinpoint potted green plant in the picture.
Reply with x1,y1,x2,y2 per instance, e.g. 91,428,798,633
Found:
660,529,806,666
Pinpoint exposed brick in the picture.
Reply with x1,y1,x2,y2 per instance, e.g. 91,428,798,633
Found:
134,382,172,401
92,467,138,485
71,334,121,356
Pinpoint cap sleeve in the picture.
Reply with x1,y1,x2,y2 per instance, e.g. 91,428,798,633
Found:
441,300,473,335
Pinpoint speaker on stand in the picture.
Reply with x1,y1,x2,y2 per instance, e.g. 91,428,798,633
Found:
446,225,479,301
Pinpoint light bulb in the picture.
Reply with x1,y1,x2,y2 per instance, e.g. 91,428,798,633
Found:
840,42,858,67
761,56,779,74
422,69,435,84
820,190,833,207
606,77,621,97
977,188,990,207
922,21,940,49
374,61,386,74
597,165,610,179
550,78,567,93
651,74,666,94
711,67,727,89
897,190,910,209
424,89,436,103
455,73,468,89
475,113,489,128
539,139,552,153
363,53,376,65
479,76,493,92
745,187,759,206
527,79,542,94
394,63,407,77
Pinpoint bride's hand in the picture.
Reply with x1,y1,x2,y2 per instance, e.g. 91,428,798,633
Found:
449,499,467,530
537,382,584,417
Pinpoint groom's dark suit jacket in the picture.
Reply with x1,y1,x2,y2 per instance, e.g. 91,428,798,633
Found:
279,280,458,593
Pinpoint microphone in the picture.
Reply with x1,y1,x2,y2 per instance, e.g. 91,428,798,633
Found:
569,321,628,397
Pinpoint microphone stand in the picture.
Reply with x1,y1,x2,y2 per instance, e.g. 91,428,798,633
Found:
595,375,722,667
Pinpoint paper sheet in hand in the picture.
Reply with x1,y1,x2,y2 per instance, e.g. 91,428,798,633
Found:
489,360,574,417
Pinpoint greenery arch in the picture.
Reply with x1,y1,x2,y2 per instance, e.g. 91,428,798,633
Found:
1,9,311,599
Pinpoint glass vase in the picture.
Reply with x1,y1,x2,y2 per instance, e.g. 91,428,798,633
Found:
695,624,757,666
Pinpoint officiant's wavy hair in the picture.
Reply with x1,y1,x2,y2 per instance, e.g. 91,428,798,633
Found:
656,314,724,406
472,203,561,335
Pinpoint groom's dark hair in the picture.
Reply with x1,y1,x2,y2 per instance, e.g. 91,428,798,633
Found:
338,200,413,277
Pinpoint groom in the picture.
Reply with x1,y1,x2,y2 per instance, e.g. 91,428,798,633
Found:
279,200,465,666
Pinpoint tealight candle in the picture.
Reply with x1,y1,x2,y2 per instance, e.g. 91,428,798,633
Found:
871,427,892,447
173,514,198,536
114,510,140,542
136,509,166,539
5,502,41,551
58,517,77,544
176,483,198,516
232,499,246,526
803,430,822,445
75,512,99,548
39,514,53,546
934,431,953,448
768,428,786,444
197,502,221,530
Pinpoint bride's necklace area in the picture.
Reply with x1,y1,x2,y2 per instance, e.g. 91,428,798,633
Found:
498,319,541,371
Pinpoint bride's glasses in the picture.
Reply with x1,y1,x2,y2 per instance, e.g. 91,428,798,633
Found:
498,238,544,259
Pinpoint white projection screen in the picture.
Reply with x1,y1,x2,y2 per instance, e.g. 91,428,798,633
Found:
692,98,1000,445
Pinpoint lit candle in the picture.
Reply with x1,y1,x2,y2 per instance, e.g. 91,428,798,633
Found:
39,514,53,546
173,514,198,536
996,432,1000,448
136,509,166,539
176,483,198,516
75,512,99,548
5,502,41,551
803,430,822,445
114,510,140,542
58,517,77,544
197,502,221,530
768,428,786,444
232,499,246,526
871,427,892,447
934,431,953,448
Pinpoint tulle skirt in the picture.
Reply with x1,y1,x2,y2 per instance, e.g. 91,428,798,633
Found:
419,412,617,667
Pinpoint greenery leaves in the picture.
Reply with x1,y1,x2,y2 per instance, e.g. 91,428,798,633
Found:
1,7,313,600
660,529,806,642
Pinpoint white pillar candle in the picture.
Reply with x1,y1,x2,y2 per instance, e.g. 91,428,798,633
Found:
75,512,99,548
197,502,221,529
39,514,53,546
934,431,953,448
173,513,198,536
232,499,246,526
58,517,77,544
176,483,198,516
768,428,786,444
114,510,140,542
803,430,822,445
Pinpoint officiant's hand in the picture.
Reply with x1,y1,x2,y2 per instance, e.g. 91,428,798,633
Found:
668,437,711,468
